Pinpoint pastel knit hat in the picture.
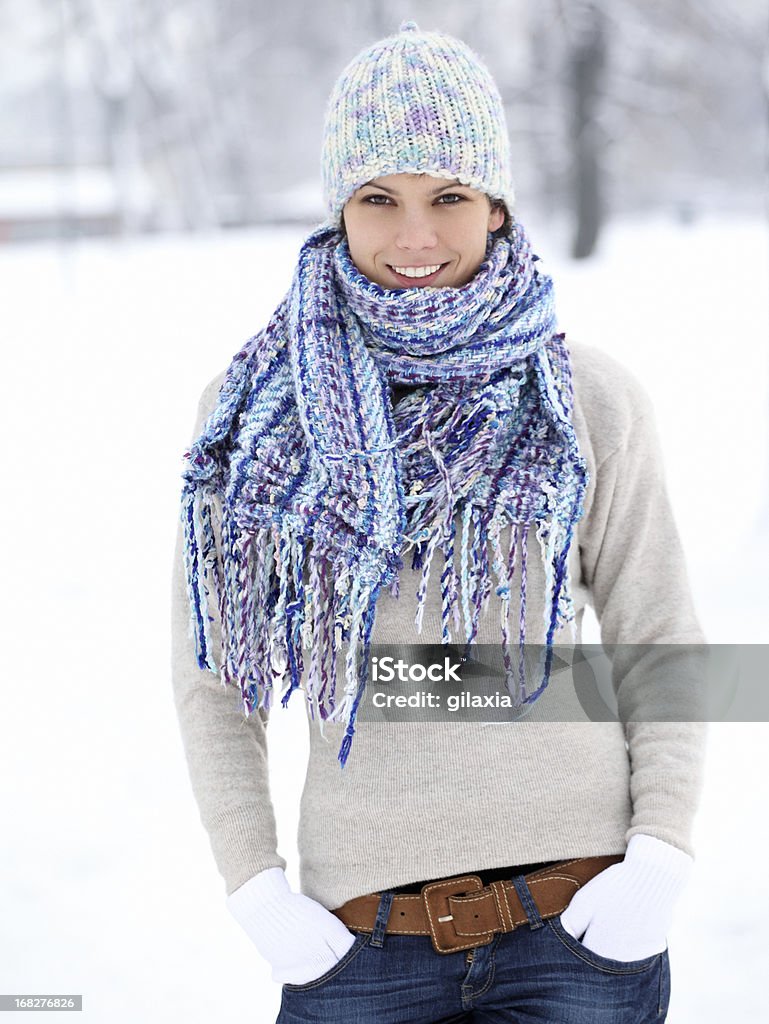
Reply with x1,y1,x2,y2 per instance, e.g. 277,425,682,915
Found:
320,21,515,226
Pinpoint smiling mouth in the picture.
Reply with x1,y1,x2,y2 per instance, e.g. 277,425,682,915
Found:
387,262,449,285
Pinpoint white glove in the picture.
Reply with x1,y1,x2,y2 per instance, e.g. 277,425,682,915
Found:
558,834,693,962
227,867,357,985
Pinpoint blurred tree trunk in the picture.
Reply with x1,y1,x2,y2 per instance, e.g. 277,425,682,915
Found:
565,1,607,259
759,18,769,535
527,0,560,214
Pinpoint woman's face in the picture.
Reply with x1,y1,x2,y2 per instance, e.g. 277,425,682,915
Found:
342,173,506,289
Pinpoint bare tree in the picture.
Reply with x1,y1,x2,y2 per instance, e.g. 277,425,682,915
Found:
561,0,607,259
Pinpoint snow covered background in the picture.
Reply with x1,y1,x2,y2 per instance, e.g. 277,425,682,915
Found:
1,212,768,1021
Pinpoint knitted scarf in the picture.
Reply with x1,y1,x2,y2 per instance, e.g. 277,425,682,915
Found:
180,221,588,767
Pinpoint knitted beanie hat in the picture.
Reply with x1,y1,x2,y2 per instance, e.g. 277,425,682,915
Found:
320,21,515,226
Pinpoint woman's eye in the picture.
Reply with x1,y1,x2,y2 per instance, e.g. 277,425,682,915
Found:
363,194,391,205
437,193,465,205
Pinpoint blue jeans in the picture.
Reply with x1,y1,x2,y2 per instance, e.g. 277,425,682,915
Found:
276,876,671,1023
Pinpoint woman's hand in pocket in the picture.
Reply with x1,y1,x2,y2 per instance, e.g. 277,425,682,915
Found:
558,834,693,962
227,867,357,985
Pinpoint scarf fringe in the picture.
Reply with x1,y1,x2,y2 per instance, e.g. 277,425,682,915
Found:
182,487,581,767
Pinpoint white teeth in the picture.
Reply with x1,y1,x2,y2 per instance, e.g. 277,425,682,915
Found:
391,263,443,278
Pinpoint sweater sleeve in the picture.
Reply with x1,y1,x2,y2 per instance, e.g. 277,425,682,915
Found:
579,396,708,858
170,378,287,896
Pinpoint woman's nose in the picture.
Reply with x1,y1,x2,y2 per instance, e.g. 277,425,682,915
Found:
394,211,438,251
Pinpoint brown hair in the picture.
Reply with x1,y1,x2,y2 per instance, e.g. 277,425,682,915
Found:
489,198,512,239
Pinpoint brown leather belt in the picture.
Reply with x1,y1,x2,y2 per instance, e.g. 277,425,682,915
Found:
332,854,623,954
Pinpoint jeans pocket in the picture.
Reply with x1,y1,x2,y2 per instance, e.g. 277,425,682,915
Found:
281,932,370,992
547,916,662,975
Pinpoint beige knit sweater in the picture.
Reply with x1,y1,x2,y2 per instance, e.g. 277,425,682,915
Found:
170,341,707,910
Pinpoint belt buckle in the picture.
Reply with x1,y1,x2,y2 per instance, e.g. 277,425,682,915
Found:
421,875,494,954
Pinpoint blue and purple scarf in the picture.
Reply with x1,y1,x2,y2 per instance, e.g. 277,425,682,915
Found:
180,221,587,767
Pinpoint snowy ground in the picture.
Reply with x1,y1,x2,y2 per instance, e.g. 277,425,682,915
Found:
0,212,767,1022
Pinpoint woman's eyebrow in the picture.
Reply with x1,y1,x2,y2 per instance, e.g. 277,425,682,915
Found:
360,181,397,193
361,179,465,195
429,180,467,193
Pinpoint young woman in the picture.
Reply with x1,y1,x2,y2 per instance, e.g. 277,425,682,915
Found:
172,22,706,1023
